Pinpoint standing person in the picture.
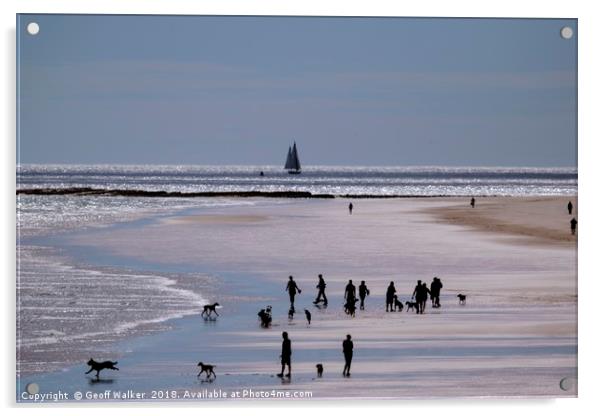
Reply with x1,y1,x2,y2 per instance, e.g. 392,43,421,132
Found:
470,197,475,208
567,201,573,215
342,334,354,377
570,217,577,235
349,202,353,214
344,280,356,304
358,280,370,310
430,277,443,308
412,280,423,314
286,276,302,307
277,332,292,378
420,283,431,314
314,274,328,305
386,281,396,312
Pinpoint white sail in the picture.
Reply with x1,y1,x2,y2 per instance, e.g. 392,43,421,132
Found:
284,146,294,169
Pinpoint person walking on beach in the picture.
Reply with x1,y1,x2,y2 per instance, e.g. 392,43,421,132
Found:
470,197,475,208
570,217,577,235
349,202,354,215
342,334,354,377
344,280,356,304
567,201,573,215
314,274,328,305
430,277,443,308
358,280,370,310
386,281,396,312
278,331,292,378
286,276,302,307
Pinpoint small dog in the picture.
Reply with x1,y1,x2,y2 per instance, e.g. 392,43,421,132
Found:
85,359,119,379
393,295,404,312
304,309,311,325
288,306,295,319
258,306,272,327
201,302,220,317
316,363,323,377
197,362,217,379
405,301,418,313
457,294,467,305
344,298,358,317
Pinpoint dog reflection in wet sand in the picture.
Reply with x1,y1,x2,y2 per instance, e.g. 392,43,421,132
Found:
85,359,119,379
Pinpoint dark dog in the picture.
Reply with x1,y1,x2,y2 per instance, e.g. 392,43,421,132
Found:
304,309,312,325
316,363,323,377
201,302,220,317
344,298,359,317
405,301,418,313
288,306,295,319
258,306,272,328
457,294,467,305
393,295,404,312
85,359,119,379
197,362,217,379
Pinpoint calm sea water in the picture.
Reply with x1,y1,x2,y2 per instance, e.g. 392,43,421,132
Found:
17,164,577,197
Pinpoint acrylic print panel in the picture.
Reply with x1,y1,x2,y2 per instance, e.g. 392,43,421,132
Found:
16,14,577,402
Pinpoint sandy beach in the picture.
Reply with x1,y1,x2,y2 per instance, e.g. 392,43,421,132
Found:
17,196,577,400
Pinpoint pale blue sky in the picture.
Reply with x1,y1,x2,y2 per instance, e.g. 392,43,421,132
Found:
17,15,577,166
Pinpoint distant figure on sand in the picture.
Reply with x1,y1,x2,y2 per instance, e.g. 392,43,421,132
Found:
286,276,302,306
314,274,328,305
430,277,443,308
470,197,475,208
570,217,577,235
260,171,264,177
278,332,292,378
386,281,397,312
358,280,370,310
342,334,353,377
349,203,353,214
412,280,431,314
567,201,573,215
304,309,311,325
344,280,356,304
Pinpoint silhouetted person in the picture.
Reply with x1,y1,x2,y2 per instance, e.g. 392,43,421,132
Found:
470,197,475,208
412,280,427,314
349,203,353,214
386,281,396,312
570,217,577,235
260,171,264,177
358,280,370,310
567,201,573,215
342,334,353,377
430,277,443,308
344,280,356,305
314,274,328,305
286,276,301,306
278,332,292,378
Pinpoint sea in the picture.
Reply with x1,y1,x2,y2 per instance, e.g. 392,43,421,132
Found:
16,164,577,377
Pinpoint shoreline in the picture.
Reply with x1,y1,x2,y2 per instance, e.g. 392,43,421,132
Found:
17,187,576,199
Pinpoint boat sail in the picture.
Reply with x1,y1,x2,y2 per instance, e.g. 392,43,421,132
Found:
284,142,301,174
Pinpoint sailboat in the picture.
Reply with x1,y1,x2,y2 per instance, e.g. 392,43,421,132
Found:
284,142,301,174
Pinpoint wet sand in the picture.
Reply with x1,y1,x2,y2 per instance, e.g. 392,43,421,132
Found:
17,197,577,400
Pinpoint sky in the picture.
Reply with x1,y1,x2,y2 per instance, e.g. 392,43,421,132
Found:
17,15,577,167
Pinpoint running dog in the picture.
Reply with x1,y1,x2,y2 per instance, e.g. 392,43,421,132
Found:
85,359,119,379
197,362,217,379
457,294,467,305
393,295,404,312
201,302,220,317
405,301,419,313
